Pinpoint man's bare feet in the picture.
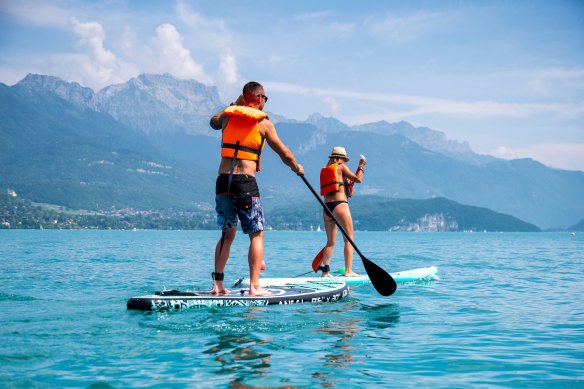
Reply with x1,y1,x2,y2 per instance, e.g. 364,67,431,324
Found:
343,271,360,277
321,272,333,278
249,286,272,296
211,282,229,295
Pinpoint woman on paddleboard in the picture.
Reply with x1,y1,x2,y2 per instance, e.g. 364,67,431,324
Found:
317,146,366,277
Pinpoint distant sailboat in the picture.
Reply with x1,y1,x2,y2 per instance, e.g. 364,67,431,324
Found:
316,225,321,232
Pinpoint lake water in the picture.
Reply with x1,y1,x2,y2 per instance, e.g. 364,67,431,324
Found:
1,230,582,388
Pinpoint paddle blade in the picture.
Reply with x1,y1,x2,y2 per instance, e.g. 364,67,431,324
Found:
311,248,325,272
361,256,397,296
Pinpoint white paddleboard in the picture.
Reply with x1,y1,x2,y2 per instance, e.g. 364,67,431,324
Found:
128,279,349,311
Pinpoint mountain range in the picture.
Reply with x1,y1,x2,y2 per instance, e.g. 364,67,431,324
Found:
2,73,584,230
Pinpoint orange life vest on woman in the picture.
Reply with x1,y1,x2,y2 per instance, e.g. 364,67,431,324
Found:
221,106,267,171
320,163,355,197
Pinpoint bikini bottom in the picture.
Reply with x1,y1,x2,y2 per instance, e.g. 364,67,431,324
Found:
325,200,348,214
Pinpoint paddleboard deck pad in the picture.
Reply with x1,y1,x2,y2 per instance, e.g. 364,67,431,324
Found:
235,266,438,287
127,279,349,311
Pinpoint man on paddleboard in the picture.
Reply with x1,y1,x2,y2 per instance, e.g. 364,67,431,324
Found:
209,81,304,296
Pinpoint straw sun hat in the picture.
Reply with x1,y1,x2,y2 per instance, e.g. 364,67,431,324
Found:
329,146,349,161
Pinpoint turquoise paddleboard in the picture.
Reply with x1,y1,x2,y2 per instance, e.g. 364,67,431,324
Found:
235,266,438,287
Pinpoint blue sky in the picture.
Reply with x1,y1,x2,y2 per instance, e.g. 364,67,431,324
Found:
1,0,583,171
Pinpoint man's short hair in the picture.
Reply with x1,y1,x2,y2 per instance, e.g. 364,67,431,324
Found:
243,81,263,95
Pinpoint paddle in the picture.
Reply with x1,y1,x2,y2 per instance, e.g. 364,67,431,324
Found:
298,173,397,296
311,247,325,272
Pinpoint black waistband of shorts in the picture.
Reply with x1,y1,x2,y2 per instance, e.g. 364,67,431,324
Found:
216,174,260,196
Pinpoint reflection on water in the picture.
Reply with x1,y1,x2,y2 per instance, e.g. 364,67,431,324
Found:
149,296,401,388
360,303,401,330
194,300,401,389
204,329,307,389
313,318,361,388
308,299,401,388
203,333,271,374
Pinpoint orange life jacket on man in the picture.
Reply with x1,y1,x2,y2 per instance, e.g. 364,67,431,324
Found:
320,163,354,197
221,106,267,171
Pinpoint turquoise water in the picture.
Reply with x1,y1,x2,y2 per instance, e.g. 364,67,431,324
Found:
1,230,582,388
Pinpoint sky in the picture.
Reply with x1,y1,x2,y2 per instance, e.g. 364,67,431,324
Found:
1,0,583,171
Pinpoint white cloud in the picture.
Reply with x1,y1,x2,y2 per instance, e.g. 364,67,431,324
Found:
173,2,239,86
491,143,584,172
218,52,238,85
488,67,584,99
323,96,341,114
294,11,334,22
174,0,230,48
69,17,138,89
71,18,115,67
331,22,355,38
148,23,210,83
368,12,446,43
1,1,71,27
175,0,226,30
531,67,584,81
527,67,584,97
118,26,137,57
289,10,354,40
265,81,584,120
268,54,285,65
6,12,225,89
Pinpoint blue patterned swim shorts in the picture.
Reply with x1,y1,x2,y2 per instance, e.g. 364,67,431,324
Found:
215,195,265,234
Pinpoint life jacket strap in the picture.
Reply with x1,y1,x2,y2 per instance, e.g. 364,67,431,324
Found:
255,136,266,171
221,142,261,155
223,135,266,184
226,141,241,193
320,181,345,191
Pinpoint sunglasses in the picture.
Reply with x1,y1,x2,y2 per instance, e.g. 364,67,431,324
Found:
257,94,268,102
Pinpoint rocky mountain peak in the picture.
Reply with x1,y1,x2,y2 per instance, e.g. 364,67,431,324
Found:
14,73,224,134
97,73,222,114
352,120,474,157
16,74,95,105
306,112,351,132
